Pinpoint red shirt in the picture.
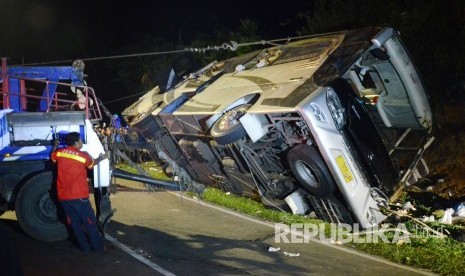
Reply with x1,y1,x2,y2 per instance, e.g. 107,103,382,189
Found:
51,146,95,201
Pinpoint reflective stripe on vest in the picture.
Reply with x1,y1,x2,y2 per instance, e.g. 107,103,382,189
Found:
56,151,87,164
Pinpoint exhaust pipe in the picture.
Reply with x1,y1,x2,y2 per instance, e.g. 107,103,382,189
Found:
112,168,180,191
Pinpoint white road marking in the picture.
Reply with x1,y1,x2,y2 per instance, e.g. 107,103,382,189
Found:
105,234,176,276
168,191,436,276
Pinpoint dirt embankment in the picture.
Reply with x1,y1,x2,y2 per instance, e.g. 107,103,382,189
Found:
424,103,465,201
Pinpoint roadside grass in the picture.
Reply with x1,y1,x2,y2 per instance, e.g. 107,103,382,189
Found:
116,162,465,276
203,187,465,276
115,162,171,180
202,187,323,225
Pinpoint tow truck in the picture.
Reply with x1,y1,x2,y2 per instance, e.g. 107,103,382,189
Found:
0,58,112,242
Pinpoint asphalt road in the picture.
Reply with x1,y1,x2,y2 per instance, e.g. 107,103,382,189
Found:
0,179,437,276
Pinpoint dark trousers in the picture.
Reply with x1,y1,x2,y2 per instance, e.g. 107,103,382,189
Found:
61,198,103,253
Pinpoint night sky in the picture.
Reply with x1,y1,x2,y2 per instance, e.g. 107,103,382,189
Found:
0,0,312,113
1,1,311,62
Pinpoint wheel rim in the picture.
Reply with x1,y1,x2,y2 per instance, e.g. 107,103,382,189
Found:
295,160,320,188
15,172,68,242
213,104,251,133
216,108,245,132
37,191,59,223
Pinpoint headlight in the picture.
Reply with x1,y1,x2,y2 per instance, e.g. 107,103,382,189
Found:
326,88,346,129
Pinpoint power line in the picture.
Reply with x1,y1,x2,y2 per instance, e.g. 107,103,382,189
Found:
103,92,146,105
16,33,335,66
19,49,192,66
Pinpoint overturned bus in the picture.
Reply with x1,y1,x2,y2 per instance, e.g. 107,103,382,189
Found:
122,26,433,228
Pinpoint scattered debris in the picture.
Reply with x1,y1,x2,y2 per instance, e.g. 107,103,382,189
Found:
396,239,407,245
330,240,343,245
135,248,153,258
432,209,445,218
395,209,409,217
386,208,448,239
402,201,417,211
268,246,281,252
269,247,300,257
422,215,435,222
392,187,465,241
283,251,300,257
438,208,454,224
